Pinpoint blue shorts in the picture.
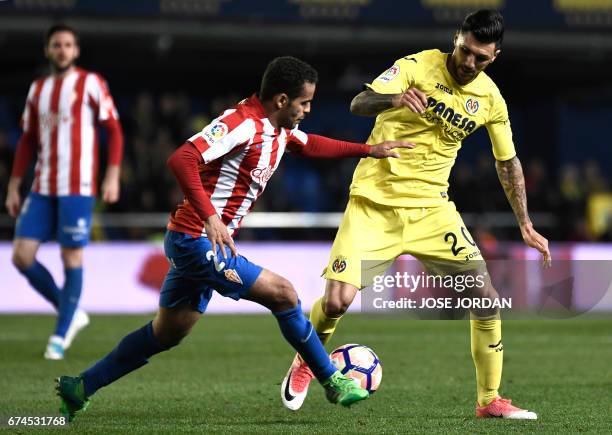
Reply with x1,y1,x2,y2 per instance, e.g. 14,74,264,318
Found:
160,230,264,313
15,192,95,248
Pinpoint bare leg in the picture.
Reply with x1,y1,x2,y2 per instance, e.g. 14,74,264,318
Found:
244,268,337,383
12,238,61,309
81,303,201,397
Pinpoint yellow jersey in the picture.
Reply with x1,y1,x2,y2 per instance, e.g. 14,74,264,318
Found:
350,49,516,207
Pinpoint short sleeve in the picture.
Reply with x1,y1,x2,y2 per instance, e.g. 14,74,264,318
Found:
365,56,418,94
486,93,516,161
188,114,255,164
88,74,119,123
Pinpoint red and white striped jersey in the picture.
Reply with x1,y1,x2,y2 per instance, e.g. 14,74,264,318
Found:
21,67,119,196
168,94,310,237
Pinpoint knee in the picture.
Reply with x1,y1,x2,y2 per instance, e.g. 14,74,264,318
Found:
61,248,83,268
153,326,188,348
471,284,500,318
157,333,184,348
323,296,350,318
152,307,201,348
12,249,34,271
323,281,353,317
152,316,191,348
272,277,298,312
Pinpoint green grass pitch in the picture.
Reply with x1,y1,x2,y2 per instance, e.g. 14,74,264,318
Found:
0,314,611,434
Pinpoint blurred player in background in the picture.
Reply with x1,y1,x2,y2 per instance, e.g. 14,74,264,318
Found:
55,56,412,421
5,24,124,360
282,10,550,419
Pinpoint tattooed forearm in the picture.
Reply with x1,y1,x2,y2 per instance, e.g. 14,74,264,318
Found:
496,156,531,227
350,90,398,117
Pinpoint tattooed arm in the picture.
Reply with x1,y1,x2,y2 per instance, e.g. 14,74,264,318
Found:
350,88,429,117
496,156,552,266
351,90,397,116
495,156,530,226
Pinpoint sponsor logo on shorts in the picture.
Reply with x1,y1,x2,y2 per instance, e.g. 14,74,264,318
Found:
224,269,243,284
331,256,347,273
464,250,481,263
63,217,88,238
465,98,479,115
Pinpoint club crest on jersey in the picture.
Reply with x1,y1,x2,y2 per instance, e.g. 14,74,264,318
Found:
224,269,243,285
331,256,347,273
465,98,479,115
376,64,400,83
204,122,228,143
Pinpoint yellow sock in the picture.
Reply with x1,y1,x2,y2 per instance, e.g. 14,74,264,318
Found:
309,297,342,346
470,313,503,406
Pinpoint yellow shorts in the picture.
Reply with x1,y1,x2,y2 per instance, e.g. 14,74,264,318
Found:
323,196,485,288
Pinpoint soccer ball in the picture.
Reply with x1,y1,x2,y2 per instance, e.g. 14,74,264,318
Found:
330,344,382,393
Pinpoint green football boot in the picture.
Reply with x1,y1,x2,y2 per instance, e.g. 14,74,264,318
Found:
55,376,90,422
323,371,369,407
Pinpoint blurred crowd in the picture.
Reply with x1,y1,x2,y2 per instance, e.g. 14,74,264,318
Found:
0,91,611,242
449,155,611,242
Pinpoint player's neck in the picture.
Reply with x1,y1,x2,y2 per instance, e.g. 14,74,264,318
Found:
445,55,476,87
262,100,281,130
51,65,76,79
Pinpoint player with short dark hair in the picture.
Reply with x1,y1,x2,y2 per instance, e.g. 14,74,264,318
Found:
460,9,504,48
55,56,413,421
259,56,319,100
44,24,80,46
5,24,124,360
281,10,549,419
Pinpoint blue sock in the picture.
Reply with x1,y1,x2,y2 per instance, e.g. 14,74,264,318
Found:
81,322,170,397
273,300,336,383
55,267,83,337
20,261,60,309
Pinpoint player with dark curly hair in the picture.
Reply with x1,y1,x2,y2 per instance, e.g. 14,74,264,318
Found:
55,56,413,421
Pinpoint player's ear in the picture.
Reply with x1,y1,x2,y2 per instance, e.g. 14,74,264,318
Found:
453,32,459,46
492,48,501,62
274,93,289,109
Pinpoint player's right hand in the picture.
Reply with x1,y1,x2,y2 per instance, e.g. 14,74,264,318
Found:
5,188,21,218
394,88,428,114
204,214,238,259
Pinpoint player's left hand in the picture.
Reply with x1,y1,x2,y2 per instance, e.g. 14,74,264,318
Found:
369,141,415,159
521,223,552,268
101,165,121,203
